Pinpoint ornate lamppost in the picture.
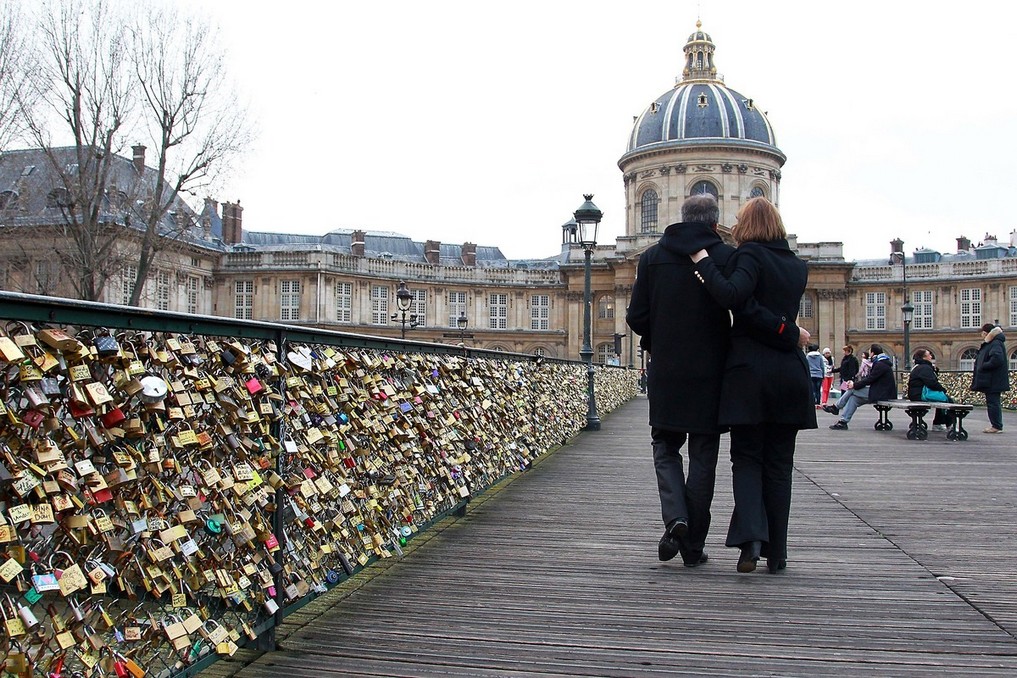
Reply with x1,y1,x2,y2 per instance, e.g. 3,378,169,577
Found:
456,311,468,356
890,241,910,367
391,281,421,339
574,194,602,431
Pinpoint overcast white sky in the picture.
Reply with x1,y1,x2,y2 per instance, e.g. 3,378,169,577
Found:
178,0,1017,262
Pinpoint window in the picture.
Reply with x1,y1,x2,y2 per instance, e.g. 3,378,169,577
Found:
235,280,254,319
596,342,614,364
489,293,507,329
690,180,718,198
156,271,170,311
46,187,72,208
912,290,933,330
280,280,301,321
598,295,615,320
186,276,200,314
335,281,352,323
1010,349,1017,372
959,348,979,371
1009,286,1017,327
371,285,389,325
749,186,765,198
865,292,885,330
35,260,51,294
799,295,813,319
410,289,426,326
121,265,137,305
448,291,467,327
640,190,658,233
960,288,981,328
530,294,550,330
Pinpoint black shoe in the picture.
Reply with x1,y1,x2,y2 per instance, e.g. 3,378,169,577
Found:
829,420,848,430
767,558,787,574
822,404,839,415
683,552,709,568
657,518,688,562
737,541,761,573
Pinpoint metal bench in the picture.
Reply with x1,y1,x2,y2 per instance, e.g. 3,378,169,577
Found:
874,400,975,441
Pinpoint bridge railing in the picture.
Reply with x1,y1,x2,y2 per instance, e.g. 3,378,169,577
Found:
0,292,638,678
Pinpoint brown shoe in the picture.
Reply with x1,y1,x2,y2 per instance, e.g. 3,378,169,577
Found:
983,427,1003,434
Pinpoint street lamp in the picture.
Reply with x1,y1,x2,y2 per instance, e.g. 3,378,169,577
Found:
890,241,910,367
573,193,602,431
456,311,468,355
390,281,421,339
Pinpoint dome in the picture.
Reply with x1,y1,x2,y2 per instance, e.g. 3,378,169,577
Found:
622,23,782,160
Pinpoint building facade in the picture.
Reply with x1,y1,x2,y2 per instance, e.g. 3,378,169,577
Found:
1,24,1016,372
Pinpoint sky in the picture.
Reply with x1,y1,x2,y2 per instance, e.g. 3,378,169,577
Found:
176,0,1017,263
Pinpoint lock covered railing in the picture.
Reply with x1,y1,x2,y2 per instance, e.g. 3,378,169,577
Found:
0,292,637,678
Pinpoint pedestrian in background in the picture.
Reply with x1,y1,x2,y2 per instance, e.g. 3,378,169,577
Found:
806,345,824,407
971,323,1009,433
820,347,834,405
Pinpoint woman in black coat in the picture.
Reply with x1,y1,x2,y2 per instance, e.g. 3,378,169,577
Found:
907,349,954,428
691,197,816,574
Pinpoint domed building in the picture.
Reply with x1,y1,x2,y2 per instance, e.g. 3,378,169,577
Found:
618,21,784,237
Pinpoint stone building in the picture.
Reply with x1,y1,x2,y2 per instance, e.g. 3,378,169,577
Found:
1,23,1015,371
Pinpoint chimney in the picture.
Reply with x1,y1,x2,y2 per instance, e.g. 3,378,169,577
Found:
461,242,477,268
132,145,146,175
957,235,971,252
889,237,903,255
222,201,243,245
351,229,366,257
424,239,441,265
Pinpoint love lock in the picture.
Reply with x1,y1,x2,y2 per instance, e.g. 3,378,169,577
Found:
138,375,169,404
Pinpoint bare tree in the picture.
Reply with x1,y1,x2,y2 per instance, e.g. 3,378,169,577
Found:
126,3,250,306
0,0,35,148
2,0,251,304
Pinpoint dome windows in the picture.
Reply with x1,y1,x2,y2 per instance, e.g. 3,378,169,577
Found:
639,189,659,233
750,186,766,199
690,180,718,199
697,93,709,108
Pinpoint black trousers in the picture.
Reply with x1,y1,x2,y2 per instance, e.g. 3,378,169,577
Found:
725,423,798,561
651,427,720,557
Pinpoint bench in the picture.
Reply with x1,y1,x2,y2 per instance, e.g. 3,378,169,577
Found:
874,400,975,441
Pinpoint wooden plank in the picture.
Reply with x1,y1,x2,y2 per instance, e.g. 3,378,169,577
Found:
200,398,1017,677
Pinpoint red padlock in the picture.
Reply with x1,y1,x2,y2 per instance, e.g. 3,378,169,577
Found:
99,406,126,428
263,534,279,550
245,377,263,395
22,409,45,429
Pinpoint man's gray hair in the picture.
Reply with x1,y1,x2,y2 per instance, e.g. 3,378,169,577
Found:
681,194,719,225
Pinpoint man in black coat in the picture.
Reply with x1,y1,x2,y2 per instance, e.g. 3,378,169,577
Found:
627,195,804,566
971,323,1009,433
627,194,724,566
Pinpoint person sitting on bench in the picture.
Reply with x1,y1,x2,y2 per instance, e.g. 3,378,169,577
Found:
829,344,897,430
907,349,955,431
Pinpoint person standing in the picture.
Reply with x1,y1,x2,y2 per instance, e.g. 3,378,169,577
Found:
626,194,732,567
971,323,1009,433
831,345,860,392
806,345,825,407
690,196,816,574
820,348,835,405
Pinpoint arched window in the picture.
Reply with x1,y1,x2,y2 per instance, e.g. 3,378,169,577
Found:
959,347,979,371
749,185,766,199
597,295,615,320
640,190,658,233
596,342,614,364
690,180,718,198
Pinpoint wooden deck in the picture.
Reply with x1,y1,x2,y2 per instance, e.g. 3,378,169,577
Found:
203,397,1017,677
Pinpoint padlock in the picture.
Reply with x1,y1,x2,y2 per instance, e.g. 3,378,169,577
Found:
12,594,38,629
2,594,27,637
263,597,279,615
30,561,60,592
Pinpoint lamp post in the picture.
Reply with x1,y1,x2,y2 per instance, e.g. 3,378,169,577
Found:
391,281,421,339
456,311,468,356
574,193,602,431
890,241,910,367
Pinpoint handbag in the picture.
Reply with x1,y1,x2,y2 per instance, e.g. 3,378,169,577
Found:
921,385,949,403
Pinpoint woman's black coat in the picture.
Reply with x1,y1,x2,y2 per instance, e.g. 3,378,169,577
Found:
693,239,817,430
971,329,1010,393
832,354,859,383
907,358,948,401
